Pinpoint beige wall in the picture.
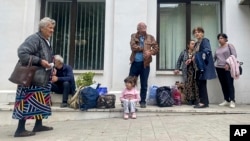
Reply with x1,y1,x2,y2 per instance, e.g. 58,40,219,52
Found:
222,0,250,103
0,0,41,90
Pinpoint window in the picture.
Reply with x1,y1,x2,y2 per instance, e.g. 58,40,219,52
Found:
45,0,105,70
157,0,221,70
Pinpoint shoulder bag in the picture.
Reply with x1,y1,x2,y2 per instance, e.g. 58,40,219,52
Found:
9,57,38,87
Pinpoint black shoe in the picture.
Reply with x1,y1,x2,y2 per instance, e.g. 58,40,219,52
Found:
32,126,53,132
140,103,146,108
193,100,199,105
60,103,68,108
135,108,138,112
14,130,36,137
193,103,208,108
187,101,193,105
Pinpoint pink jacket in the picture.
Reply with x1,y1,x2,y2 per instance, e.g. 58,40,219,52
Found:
120,87,140,102
226,55,240,79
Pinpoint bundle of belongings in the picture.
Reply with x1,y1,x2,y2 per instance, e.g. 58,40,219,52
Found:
68,84,116,110
68,85,84,109
174,81,185,104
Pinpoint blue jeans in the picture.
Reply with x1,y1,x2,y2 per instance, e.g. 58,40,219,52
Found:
51,81,73,103
122,99,137,113
129,62,150,104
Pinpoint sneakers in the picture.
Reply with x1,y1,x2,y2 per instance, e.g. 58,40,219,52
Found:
219,101,229,106
124,114,129,120
219,100,235,108
229,101,235,108
131,113,137,119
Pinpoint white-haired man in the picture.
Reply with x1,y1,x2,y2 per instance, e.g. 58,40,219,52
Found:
129,22,159,108
51,55,76,108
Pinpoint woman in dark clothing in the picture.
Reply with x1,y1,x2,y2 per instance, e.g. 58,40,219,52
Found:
174,40,199,105
12,17,55,137
192,27,217,108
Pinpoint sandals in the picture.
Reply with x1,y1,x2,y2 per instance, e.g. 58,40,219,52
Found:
131,113,137,119
124,113,137,119
124,114,129,120
32,126,53,132
14,130,35,137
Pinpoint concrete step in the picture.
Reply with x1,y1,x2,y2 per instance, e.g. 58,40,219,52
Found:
2,91,250,126
1,102,250,126
0,90,16,103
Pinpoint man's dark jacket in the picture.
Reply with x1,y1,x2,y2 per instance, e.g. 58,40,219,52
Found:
55,64,76,92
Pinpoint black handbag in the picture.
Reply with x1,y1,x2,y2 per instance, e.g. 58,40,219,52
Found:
228,45,243,75
9,57,38,87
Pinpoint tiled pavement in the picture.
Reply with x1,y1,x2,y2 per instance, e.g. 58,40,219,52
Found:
1,103,250,141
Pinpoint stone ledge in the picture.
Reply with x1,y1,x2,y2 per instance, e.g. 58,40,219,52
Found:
2,103,250,126
2,103,250,114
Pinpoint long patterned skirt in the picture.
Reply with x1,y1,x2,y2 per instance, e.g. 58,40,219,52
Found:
12,83,52,120
184,63,199,104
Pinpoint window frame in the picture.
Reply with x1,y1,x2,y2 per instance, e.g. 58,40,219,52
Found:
41,0,105,70
156,0,222,71
41,0,77,68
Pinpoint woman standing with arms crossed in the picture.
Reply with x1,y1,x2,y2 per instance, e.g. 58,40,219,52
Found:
192,27,216,108
214,33,237,108
12,17,55,137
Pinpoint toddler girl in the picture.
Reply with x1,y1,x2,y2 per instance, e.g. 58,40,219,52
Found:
120,76,140,119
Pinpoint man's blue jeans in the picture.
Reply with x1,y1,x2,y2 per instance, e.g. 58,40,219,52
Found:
51,81,72,103
129,62,150,104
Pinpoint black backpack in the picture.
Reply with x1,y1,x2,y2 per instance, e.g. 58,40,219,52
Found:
156,86,174,107
79,87,99,111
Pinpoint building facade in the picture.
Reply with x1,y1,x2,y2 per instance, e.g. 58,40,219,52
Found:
0,0,249,104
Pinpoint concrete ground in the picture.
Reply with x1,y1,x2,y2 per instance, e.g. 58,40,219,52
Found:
1,114,250,141
1,103,250,141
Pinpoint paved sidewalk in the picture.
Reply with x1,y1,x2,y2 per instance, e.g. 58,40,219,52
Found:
1,114,250,141
1,103,250,141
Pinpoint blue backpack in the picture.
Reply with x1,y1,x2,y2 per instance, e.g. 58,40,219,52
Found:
79,87,99,111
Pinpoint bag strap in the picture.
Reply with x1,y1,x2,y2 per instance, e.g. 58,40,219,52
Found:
28,56,33,67
228,44,232,55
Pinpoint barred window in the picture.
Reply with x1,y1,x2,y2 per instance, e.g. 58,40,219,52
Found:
45,0,105,70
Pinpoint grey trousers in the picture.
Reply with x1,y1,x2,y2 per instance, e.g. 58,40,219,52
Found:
123,99,136,113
